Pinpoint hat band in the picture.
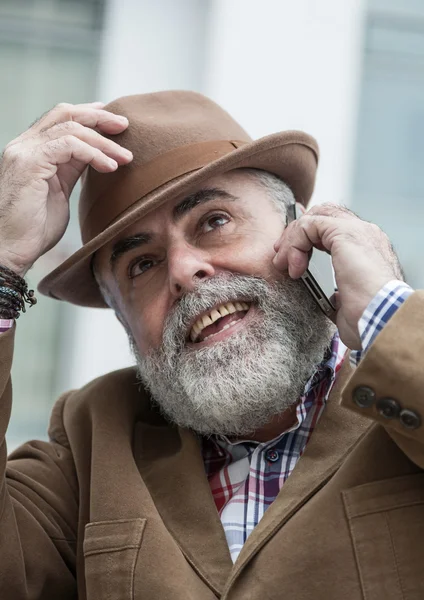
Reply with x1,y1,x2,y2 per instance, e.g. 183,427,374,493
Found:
81,139,248,242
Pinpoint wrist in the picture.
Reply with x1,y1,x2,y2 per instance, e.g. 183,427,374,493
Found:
0,255,31,278
0,264,37,319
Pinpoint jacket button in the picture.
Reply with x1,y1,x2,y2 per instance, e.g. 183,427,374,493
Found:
399,409,422,430
376,397,401,419
353,386,376,408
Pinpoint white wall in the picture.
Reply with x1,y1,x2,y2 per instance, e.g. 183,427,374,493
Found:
204,0,366,208
98,0,209,101
64,0,367,390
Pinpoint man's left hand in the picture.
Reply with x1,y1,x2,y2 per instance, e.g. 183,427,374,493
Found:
272,203,404,350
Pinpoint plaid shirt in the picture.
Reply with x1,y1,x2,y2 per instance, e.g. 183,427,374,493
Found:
0,280,413,562
202,280,413,562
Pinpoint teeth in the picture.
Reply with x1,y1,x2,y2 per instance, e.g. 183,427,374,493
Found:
211,309,221,321
202,315,213,327
189,301,250,342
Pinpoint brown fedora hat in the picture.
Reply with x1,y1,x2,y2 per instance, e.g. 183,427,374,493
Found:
38,90,319,308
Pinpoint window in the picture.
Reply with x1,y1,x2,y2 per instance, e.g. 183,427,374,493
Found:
352,0,424,288
0,0,105,449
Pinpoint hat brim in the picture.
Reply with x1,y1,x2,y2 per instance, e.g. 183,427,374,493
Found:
38,130,318,307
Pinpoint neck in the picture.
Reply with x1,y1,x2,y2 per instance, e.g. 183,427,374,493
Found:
234,404,298,443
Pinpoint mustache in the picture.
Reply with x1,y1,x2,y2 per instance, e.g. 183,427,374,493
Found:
161,273,285,351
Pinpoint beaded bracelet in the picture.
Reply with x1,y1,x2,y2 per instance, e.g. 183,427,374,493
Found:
0,265,37,319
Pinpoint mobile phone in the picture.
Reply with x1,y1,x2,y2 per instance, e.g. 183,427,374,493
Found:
286,203,336,319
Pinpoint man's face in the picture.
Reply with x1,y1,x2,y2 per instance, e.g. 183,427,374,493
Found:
96,170,333,436
98,170,288,351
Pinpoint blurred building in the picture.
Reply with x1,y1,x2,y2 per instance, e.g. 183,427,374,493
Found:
1,0,422,448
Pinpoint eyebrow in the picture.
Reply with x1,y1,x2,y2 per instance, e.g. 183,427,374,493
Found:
110,232,152,270
172,187,237,220
109,187,238,271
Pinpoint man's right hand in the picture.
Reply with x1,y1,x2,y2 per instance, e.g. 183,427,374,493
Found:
0,101,133,276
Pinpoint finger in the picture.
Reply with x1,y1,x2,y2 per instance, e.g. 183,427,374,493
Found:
291,215,334,251
69,107,129,135
26,102,105,130
306,203,357,221
30,104,129,136
273,217,328,277
287,246,309,278
39,136,119,174
37,121,133,164
273,240,310,277
273,203,344,254
28,102,101,130
77,101,106,108
273,235,283,253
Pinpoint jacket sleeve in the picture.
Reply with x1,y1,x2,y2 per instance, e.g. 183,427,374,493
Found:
0,325,78,599
341,290,424,469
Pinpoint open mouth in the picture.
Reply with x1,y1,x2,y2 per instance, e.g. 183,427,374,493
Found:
188,301,251,344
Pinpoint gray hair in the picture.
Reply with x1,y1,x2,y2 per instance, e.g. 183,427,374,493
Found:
239,168,295,218
95,169,294,310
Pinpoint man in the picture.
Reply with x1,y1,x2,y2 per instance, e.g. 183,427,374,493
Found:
0,90,422,599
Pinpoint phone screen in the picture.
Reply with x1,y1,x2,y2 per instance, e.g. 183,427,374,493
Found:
307,247,336,302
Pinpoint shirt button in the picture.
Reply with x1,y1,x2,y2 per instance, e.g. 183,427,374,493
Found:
265,449,279,462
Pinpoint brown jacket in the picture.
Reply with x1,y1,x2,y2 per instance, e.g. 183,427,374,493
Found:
1,292,424,599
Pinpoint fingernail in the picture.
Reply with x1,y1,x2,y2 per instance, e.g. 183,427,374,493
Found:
288,265,299,279
117,115,129,124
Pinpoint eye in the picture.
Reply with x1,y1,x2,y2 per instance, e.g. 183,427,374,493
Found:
201,213,230,233
128,257,157,279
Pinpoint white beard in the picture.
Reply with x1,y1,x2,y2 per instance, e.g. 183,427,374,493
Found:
130,273,335,437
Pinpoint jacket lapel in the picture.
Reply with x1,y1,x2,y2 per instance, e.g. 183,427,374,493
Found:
223,358,374,590
134,359,373,595
134,416,232,596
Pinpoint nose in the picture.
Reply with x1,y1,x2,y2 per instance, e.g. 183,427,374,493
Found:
168,242,215,297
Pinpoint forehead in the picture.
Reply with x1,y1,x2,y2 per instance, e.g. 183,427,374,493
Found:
98,169,264,257
146,169,261,223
